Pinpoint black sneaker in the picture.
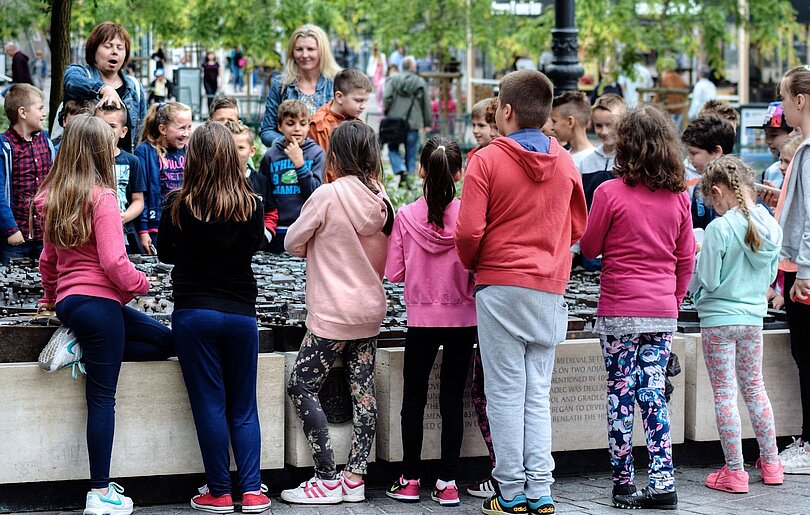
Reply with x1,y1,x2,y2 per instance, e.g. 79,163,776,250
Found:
482,493,529,514
611,484,637,505
527,496,555,514
613,485,677,510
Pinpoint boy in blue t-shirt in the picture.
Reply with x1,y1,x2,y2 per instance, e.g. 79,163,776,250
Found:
95,104,146,253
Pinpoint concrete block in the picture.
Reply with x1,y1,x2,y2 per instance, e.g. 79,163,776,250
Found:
283,352,376,468
0,353,285,484
682,329,800,441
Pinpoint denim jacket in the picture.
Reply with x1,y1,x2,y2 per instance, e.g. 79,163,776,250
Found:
259,74,334,147
63,64,147,145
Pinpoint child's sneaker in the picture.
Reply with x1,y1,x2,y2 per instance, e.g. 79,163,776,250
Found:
613,485,677,510
84,482,134,515
705,465,749,493
280,477,342,505
191,485,234,513
431,480,460,506
780,439,810,474
467,476,497,499
39,326,82,373
482,492,528,514
756,458,785,485
527,496,555,514
340,472,366,502
241,483,271,513
386,475,420,502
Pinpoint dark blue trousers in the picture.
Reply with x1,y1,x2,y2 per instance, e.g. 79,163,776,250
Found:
173,308,262,496
56,295,174,488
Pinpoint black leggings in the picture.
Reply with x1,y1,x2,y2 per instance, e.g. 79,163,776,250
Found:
783,272,810,440
400,326,476,480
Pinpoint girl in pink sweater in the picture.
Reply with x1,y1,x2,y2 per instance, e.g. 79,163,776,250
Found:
282,120,393,505
580,106,695,510
383,137,476,507
36,114,173,515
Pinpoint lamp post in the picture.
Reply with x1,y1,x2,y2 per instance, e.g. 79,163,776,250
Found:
545,0,583,93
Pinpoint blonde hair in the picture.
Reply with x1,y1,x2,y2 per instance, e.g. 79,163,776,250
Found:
169,121,257,227
701,156,761,252
781,65,810,100
282,24,341,86
223,119,254,142
139,101,192,157
3,84,44,124
781,133,804,160
37,114,117,248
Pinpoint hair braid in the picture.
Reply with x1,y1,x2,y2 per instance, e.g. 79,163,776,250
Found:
726,159,761,252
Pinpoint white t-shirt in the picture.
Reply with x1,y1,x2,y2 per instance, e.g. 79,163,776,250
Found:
571,146,596,169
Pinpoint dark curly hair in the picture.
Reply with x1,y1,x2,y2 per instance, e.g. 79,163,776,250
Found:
614,105,685,193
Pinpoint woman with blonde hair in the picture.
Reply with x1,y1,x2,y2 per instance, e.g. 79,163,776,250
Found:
259,24,341,146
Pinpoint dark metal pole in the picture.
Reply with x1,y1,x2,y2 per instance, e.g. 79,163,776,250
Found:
545,0,583,93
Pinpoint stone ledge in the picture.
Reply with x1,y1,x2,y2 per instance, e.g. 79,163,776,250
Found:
0,354,285,484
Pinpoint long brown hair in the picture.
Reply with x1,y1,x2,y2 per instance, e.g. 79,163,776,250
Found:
37,114,117,248
420,137,461,228
169,121,257,227
701,156,762,252
614,105,685,193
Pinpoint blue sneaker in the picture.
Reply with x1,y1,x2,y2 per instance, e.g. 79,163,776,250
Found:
527,496,555,514
482,493,529,514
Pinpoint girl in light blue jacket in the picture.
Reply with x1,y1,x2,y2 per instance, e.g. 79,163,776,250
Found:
694,156,784,493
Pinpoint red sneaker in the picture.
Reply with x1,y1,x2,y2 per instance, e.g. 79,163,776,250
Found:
191,485,234,513
705,465,749,493
241,492,271,514
756,458,785,485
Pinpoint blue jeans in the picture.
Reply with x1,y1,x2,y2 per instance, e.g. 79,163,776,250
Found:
388,129,419,175
0,239,43,265
55,295,174,488
173,309,262,495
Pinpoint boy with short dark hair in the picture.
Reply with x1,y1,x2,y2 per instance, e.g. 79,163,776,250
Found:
225,120,278,251
682,114,736,229
53,99,96,149
0,84,53,265
467,97,498,164
746,101,794,188
259,99,324,254
94,104,146,253
309,68,371,181
455,70,587,515
209,95,240,124
550,91,594,167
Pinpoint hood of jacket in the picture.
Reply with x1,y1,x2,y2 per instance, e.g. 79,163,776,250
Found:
332,176,389,236
489,134,564,183
398,197,458,254
391,71,426,96
725,204,782,269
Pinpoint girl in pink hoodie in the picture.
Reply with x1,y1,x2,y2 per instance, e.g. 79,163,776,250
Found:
383,137,476,507
282,121,394,505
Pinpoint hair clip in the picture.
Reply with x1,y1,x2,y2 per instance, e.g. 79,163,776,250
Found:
436,145,446,151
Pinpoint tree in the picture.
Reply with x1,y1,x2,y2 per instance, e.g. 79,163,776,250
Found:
48,0,72,131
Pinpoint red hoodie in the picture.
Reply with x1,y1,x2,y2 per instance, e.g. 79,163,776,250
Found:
454,136,587,294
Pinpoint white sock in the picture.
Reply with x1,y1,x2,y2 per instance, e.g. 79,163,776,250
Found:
436,479,456,489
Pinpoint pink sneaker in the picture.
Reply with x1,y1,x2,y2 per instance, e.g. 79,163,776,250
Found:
705,465,749,493
385,476,420,502
190,485,234,513
431,482,460,506
756,458,785,485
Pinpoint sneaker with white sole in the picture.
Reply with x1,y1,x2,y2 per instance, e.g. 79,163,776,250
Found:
780,439,810,474
280,477,342,505
84,482,134,515
39,326,83,376
241,483,271,513
190,484,234,513
466,476,497,498
340,472,366,502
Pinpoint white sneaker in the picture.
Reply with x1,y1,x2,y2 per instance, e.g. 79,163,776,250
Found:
280,477,343,505
779,437,804,460
84,482,134,515
780,439,810,474
39,326,82,373
340,472,366,502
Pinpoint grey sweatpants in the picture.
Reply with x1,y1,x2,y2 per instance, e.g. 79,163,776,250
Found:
476,285,568,501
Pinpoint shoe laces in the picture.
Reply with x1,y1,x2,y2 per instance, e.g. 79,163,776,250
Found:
198,484,210,495
70,360,86,380
260,483,268,494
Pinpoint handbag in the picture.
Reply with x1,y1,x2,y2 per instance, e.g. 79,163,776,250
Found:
379,88,421,146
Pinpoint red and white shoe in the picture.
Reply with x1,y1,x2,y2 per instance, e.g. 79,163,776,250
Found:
241,483,271,513
280,477,342,505
190,485,234,513
340,472,366,502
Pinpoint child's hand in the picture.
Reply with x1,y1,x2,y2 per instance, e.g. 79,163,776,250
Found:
140,233,155,255
759,180,780,208
772,294,785,310
7,231,24,245
284,140,305,169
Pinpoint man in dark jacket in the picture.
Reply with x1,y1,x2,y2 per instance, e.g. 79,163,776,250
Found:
383,56,431,186
4,43,33,86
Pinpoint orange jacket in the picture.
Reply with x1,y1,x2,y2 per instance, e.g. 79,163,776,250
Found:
309,101,358,182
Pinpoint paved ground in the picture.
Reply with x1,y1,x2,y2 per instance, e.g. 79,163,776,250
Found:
20,466,809,515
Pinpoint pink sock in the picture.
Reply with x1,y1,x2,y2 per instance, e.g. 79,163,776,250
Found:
342,472,363,486
243,490,261,496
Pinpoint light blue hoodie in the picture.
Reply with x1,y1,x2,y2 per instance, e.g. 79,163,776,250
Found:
694,204,782,327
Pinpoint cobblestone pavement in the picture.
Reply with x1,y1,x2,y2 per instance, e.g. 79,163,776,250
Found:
21,466,810,515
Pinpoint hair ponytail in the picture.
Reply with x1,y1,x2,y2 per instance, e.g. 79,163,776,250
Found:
420,137,462,228
701,155,761,252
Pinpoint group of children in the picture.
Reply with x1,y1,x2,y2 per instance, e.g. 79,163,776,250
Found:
7,46,810,515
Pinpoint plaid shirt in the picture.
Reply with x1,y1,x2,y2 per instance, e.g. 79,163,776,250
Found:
3,128,52,241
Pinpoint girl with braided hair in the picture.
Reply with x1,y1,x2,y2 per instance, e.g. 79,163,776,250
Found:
694,155,784,493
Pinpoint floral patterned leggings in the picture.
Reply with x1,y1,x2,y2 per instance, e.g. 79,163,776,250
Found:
600,332,674,491
287,331,377,479
702,326,779,470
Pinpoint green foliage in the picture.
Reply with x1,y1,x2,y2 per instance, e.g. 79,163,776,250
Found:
0,0,50,40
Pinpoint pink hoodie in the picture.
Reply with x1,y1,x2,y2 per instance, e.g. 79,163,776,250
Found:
386,197,476,327
285,176,390,340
